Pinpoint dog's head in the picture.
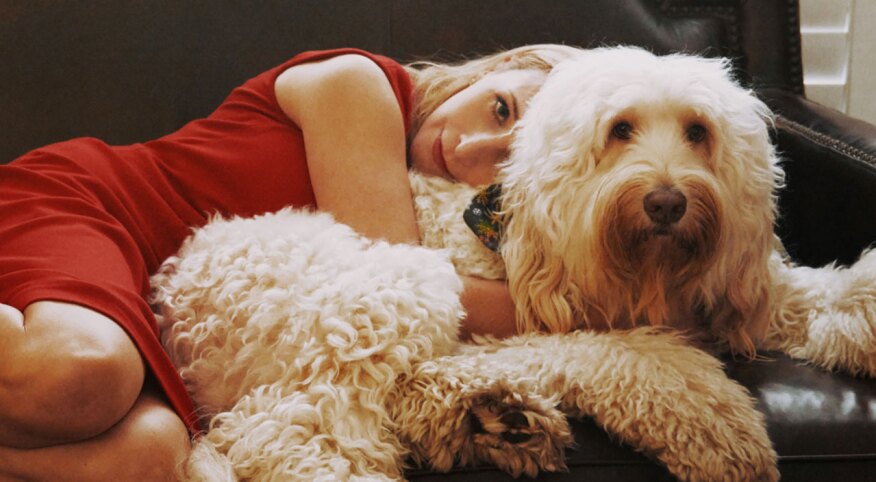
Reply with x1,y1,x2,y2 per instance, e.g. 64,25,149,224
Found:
499,47,783,356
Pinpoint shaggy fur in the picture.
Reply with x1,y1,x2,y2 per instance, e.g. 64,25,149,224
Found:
499,47,781,357
766,248,876,377
151,47,875,482
153,186,777,481
491,46,876,374
392,325,776,481
154,210,464,481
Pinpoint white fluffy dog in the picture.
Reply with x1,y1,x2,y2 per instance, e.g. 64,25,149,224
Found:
151,47,875,482
493,47,876,374
499,47,780,357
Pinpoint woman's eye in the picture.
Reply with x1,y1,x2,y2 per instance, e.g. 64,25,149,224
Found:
687,123,708,143
494,96,511,125
611,121,633,140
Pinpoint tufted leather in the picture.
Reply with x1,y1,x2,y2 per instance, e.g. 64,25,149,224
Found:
2,1,874,481
0,0,807,164
764,88,876,266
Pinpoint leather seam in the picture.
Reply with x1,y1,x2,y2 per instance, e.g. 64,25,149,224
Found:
776,116,876,169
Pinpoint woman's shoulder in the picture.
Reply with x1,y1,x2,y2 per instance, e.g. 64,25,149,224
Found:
259,48,410,99
274,48,405,78
270,48,413,130
215,48,409,126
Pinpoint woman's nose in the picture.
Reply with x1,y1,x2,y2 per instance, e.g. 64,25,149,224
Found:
455,131,511,164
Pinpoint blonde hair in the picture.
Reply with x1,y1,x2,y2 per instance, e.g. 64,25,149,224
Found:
404,44,583,141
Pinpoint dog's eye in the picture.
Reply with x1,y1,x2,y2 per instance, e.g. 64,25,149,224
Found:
686,124,708,143
611,121,633,140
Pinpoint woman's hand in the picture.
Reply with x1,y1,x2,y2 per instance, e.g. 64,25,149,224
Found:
459,275,518,340
275,54,419,245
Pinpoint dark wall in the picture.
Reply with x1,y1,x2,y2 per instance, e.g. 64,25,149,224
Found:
0,0,802,163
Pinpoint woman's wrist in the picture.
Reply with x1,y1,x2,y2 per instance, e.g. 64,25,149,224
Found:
458,275,518,340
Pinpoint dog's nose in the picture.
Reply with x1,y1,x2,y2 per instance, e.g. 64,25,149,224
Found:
643,188,687,225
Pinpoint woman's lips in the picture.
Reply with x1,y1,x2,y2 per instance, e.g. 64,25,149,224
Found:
432,133,450,177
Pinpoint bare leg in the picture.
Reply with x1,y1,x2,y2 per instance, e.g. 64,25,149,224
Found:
0,387,190,482
0,301,190,481
0,301,145,447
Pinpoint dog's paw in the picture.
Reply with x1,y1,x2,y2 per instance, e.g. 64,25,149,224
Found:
469,393,540,444
465,385,572,478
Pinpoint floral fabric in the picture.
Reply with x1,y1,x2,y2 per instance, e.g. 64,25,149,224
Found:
463,183,505,252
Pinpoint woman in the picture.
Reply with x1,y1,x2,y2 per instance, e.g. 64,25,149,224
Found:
0,44,580,481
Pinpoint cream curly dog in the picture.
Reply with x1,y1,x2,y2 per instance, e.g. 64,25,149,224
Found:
152,47,875,481
493,47,876,374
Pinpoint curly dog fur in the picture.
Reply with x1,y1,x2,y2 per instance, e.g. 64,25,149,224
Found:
151,47,875,482
152,195,777,482
495,47,875,376
154,210,463,481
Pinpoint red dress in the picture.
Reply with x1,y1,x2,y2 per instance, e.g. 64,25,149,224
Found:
0,48,413,434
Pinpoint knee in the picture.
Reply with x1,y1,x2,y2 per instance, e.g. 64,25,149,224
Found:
74,394,191,482
0,302,145,446
36,346,144,439
113,397,191,481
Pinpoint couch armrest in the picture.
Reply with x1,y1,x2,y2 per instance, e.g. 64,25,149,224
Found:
762,88,876,158
758,88,876,267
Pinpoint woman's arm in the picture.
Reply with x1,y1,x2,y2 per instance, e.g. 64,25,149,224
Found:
274,54,419,245
458,276,518,340
275,54,517,339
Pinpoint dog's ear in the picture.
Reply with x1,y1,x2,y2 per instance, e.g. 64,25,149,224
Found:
497,55,609,334
704,78,783,357
708,196,774,358
501,212,579,334
707,247,773,357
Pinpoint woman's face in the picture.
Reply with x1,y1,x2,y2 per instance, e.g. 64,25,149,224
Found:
409,69,546,187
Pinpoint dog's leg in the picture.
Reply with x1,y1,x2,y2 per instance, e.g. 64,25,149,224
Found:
766,249,876,377
185,385,404,482
404,329,778,482
391,361,572,478
541,329,778,482
151,209,471,481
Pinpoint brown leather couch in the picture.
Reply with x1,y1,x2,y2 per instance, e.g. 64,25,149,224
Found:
3,1,874,480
